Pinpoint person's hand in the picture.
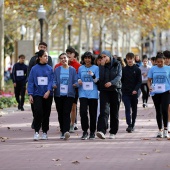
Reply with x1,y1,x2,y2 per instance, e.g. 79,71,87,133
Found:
13,83,16,87
132,91,137,95
73,84,77,87
53,85,57,89
29,95,33,104
78,79,82,85
101,57,106,66
105,82,111,88
88,71,94,76
43,90,50,99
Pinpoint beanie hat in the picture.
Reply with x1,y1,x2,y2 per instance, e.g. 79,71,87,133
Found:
101,50,112,58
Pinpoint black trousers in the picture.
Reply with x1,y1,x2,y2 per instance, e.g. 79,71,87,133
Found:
14,83,26,107
97,89,121,135
54,96,74,134
141,83,149,104
33,96,53,133
79,98,98,133
152,91,170,129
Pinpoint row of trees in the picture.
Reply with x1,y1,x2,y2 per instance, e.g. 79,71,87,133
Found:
1,0,169,87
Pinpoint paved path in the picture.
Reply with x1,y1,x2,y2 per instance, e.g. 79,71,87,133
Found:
0,98,170,170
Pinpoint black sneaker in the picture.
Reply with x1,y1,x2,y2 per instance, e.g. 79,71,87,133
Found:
21,107,24,111
126,125,132,133
74,125,78,130
89,132,95,140
18,104,21,110
81,132,88,140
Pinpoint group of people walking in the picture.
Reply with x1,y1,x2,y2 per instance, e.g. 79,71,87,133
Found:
11,41,170,141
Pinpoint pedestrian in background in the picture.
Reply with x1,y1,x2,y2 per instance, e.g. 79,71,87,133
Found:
148,52,170,138
27,50,53,141
139,55,151,108
78,51,99,140
121,52,142,133
96,50,122,139
53,53,78,140
12,54,28,111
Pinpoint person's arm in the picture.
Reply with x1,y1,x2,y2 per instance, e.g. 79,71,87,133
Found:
134,68,142,92
12,64,16,83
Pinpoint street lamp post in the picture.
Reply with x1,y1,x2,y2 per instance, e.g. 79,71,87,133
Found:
37,5,46,43
20,25,26,40
68,18,73,47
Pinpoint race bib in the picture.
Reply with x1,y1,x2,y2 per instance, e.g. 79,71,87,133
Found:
142,75,148,81
83,82,93,90
60,84,68,93
153,84,165,92
37,77,48,85
16,70,24,76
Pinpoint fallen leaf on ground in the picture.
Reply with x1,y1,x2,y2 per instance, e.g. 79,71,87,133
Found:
137,158,143,161
52,159,61,161
86,156,90,159
7,127,10,129
72,161,80,164
141,153,147,155
55,164,61,166
156,138,162,141
1,139,5,142
141,138,151,140
154,149,161,153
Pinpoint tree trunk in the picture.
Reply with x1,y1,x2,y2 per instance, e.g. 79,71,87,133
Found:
78,10,82,57
0,1,4,90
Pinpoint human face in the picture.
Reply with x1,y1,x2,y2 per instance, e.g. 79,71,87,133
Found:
126,57,134,66
40,51,48,64
165,58,170,66
60,54,69,66
84,56,92,66
67,52,75,62
156,58,164,68
19,57,25,64
101,54,110,63
38,45,47,51
142,58,148,67
97,58,102,66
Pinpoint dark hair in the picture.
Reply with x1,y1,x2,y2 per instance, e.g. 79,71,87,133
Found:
94,54,102,65
142,55,148,60
39,42,47,47
151,57,156,61
156,52,165,60
81,51,95,65
75,51,79,60
126,52,134,59
66,47,76,54
163,50,170,59
58,53,67,59
18,54,25,58
36,50,45,63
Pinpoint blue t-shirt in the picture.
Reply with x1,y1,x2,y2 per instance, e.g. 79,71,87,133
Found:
60,67,69,96
148,65,170,94
78,65,99,99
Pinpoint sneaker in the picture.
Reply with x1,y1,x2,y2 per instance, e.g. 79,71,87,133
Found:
18,104,21,110
89,132,95,140
126,125,132,133
21,107,24,111
109,134,116,139
69,125,74,133
163,129,169,138
33,132,39,141
96,131,105,139
74,124,78,130
81,132,88,140
64,132,70,140
156,131,163,138
60,133,64,139
41,133,48,140
143,103,146,108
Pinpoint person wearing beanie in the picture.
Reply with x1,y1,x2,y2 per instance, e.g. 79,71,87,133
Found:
96,50,122,139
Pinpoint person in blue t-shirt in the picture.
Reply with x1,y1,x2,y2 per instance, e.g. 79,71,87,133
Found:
53,53,78,140
78,51,99,140
148,52,170,139
27,50,53,141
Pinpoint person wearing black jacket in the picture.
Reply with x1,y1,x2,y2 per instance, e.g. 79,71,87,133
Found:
122,52,142,133
28,42,53,129
96,50,122,140
12,54,28,111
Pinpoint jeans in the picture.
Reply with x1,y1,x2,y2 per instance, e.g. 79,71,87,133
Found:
122,94,138,127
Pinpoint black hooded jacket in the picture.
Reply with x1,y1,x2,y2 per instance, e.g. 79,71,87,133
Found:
99,58,122,91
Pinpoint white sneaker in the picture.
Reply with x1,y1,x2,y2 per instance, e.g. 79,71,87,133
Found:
60,133,64,139
109,134,116,139
41,133,48,140
33,132,39,141
163,130,169,138
156,131,163,138
96,131,105,139
69,125,74,133
64,132,70,140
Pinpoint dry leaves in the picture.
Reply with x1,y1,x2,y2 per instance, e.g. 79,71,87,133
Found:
153,149,161,153
52,159,61,161
141,138,151,140
0,136,9,142
86,156,90,159
137,158,143,161
140,153,147,155
72,160,80,165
